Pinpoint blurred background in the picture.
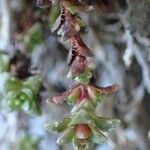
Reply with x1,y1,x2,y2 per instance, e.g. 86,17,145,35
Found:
0,0,150,150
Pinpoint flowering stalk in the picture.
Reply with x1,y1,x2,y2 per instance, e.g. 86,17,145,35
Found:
38,0,120,149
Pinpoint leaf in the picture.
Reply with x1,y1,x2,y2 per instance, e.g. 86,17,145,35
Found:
89,125,107,144
49,5,60,28
75,68,93,84
45,116,72,132
71,99,96,112
93,116,121,132
51,4,66,32
4,77,22,92
64,1,77,14
69,110,94,125
57,126,75,144
24,23,43,52
23,76,41,94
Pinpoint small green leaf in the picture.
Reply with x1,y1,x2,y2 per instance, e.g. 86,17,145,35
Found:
24,23,43,52
90,113,121,132
89,125,107,144
45,116,72,132
69,110,94,125
75,68,92,84
57,126,75,144
71,99,96,112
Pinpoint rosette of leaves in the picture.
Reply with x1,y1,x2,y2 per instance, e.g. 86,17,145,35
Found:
4,75,41,115
0,49,41,115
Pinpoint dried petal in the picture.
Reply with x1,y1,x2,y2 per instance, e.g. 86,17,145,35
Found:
46,84,80,104
46,91,68,104
89,84,119,94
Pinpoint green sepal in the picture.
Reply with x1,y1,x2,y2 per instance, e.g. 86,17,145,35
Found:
75,68,92,84
89,125,107,144
49,5,60,28
69,110,94,125
67,94,76,105
45,116,72,133
90,113,121,132
71,99,96,112
57,126,75,144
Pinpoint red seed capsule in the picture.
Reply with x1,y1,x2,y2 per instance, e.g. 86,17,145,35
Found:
75,124,91,139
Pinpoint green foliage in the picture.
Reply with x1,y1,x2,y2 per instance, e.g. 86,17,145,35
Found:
49,5,60,28
75,68,93,84
24,23,43,52
4,75,41,114
0,72,41,115
17,135,40,150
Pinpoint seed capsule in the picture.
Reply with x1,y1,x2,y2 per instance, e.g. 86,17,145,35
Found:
75,124,91,140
